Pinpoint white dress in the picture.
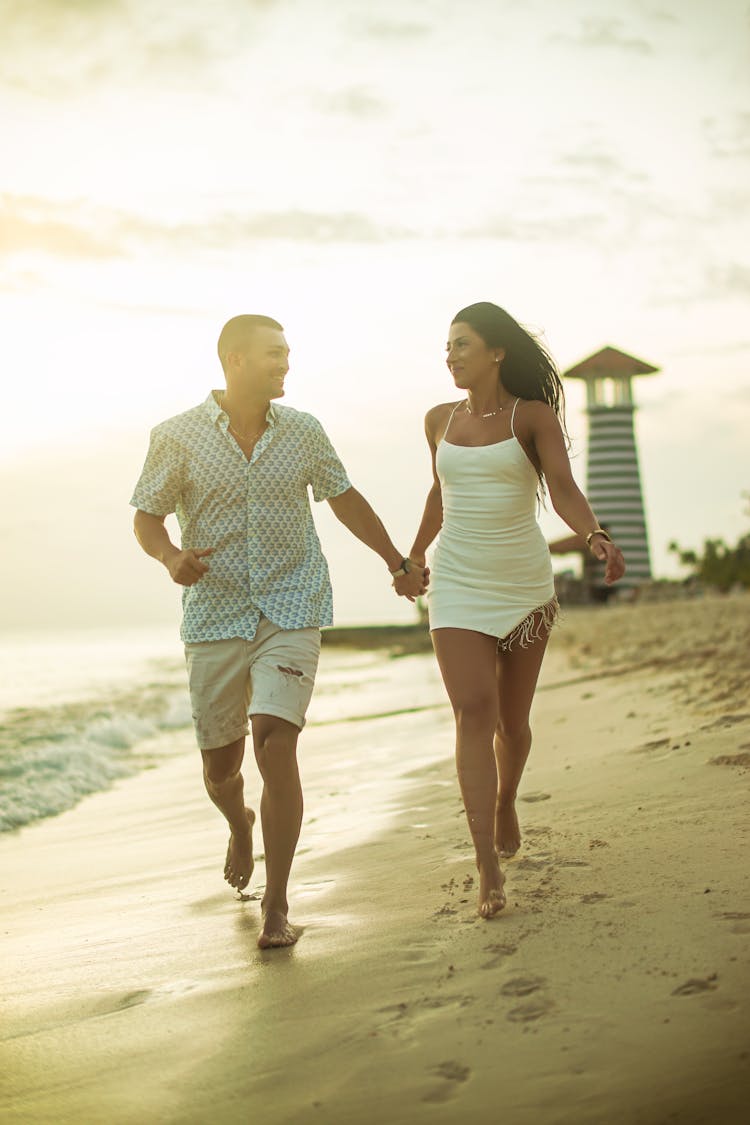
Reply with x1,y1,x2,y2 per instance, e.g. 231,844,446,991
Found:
427,400,558,650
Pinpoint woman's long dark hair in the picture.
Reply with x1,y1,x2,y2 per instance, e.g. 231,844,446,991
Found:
452,301,567,430
452,301,568,496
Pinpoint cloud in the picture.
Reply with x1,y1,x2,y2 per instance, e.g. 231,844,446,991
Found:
461,210,608,243
553,146,650,185
669,339,750,358
548,17,653,55
703,113,750,161
709,186,750,218
639,6,679,23
312,86,388,119
0,0,279,97
0,194,418,262
653,260,750,307
189,210,414,244
357,18,432,42
0,266,50,295
0,195,122,258
707,263,750,297
559,151,626,176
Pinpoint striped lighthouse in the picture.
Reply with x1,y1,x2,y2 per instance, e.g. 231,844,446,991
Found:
564,346,658,590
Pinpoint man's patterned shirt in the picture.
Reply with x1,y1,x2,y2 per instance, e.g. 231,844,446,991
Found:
130,391,352,642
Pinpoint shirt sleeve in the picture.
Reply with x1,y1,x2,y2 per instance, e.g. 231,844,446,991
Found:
129,424,183,516
308,417,352,503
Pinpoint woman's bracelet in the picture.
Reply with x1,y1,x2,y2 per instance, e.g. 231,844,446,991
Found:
586,528,612,548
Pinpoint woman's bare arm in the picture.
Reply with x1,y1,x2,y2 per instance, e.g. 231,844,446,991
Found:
409,405,449,565
523,403,625,585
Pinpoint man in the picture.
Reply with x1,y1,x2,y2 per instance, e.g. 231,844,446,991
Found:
131,314,426,950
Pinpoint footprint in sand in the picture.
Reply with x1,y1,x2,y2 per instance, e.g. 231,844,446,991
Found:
500,975,546,998
432,903,459,919
514,857,550,871
481,942,518,970
520,792,551,803
377,1001,409,1027
433,1061,471,1081
709,752,750,767
525,826,552,840
717,911,750,935
701,713,750,732
418,994,475,1012
671,975,718,996
377,1001,409,1023
422,1061,471,1103
376,993,475,1035
400,942,441,964
507,996,555,1022
580,892,608,904
112,989,151,1011
638,737,670,752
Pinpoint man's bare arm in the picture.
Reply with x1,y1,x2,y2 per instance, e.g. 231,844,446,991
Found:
326,487,427,600
133,509,213,587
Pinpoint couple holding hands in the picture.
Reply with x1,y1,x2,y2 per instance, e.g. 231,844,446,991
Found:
131,302,624,949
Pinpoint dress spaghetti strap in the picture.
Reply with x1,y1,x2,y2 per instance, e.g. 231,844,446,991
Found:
510,397,520,438
442,401,465,443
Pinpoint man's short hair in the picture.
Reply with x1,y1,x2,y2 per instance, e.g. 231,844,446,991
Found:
217,315,284,371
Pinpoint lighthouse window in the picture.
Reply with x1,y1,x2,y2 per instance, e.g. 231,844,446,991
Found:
591,378,633,406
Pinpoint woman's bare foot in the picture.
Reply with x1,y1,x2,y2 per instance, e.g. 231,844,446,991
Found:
495,799,521,858
224,807,255,891
478,855,507,919
258,909,298,950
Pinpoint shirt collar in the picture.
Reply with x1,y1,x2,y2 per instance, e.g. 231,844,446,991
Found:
206,390,277,427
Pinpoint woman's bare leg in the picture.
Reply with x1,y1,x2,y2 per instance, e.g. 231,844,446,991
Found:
493,618,550,856
431,628,506,917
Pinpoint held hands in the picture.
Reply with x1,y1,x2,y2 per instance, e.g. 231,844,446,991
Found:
166,547,214,586
392,558,430,602
589,536,626,585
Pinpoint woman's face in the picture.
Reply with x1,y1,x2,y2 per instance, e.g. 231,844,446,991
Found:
445,321,502,389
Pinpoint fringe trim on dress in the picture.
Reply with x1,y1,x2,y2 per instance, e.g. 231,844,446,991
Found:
497,595,560,653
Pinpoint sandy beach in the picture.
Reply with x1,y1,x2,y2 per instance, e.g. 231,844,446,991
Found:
1,594,748,1124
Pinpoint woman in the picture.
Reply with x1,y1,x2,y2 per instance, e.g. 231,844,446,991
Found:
407,302,625,919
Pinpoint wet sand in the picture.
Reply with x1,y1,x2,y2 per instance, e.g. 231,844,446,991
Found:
1,594,748,1124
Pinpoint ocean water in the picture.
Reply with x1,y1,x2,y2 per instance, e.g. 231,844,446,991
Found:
0,626,446,834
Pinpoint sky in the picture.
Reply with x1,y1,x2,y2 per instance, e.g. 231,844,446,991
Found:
1,0,748,630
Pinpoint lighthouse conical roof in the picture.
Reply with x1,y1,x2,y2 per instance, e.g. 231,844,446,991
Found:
564,346,659,379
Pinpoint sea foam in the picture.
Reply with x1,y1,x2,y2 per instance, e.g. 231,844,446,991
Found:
0,690,192,832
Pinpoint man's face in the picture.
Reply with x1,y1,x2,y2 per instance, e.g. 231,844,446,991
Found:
233,326,290,399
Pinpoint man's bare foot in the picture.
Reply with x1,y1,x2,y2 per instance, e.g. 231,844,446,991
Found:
478,857,507,919
224,807,255,891
257,909,298,950
495,799,521,858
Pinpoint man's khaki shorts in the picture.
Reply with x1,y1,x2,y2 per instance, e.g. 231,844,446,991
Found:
184,616,321,750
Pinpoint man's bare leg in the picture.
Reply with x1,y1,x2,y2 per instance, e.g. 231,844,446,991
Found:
201,738,255,891
252,714,303,949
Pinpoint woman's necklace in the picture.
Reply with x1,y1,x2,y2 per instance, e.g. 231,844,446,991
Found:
464,398,514,419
